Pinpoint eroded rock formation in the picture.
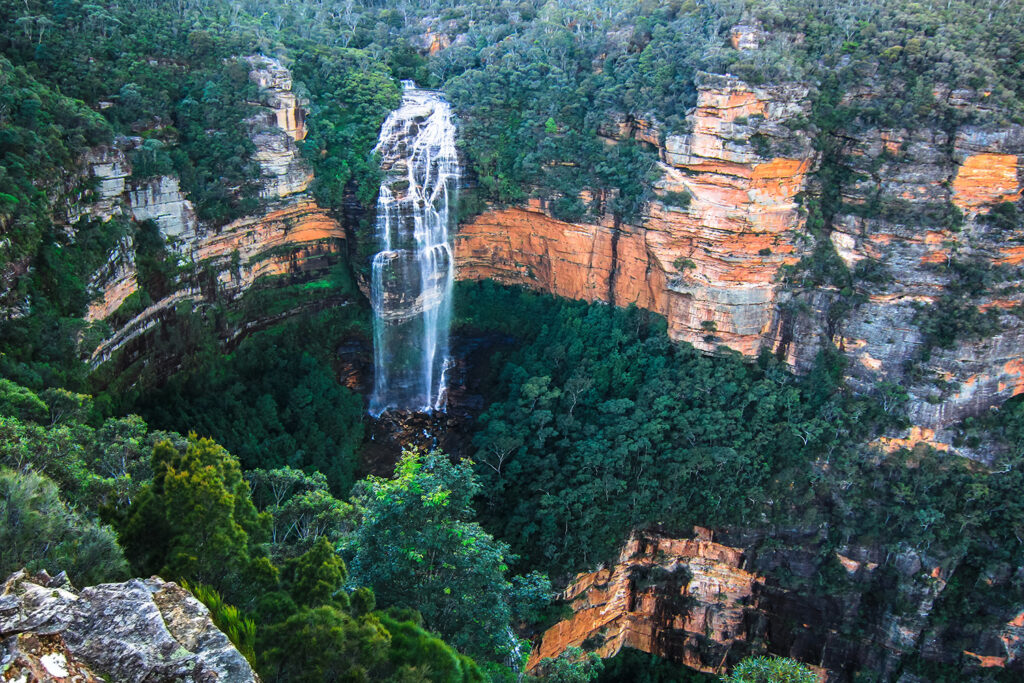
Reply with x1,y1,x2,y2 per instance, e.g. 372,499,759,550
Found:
457,73,814,356
528,528,769,676
455,70,1024,439
531,529,1024,681
0,569,258,682
82,57,345,364
804,124,1024,439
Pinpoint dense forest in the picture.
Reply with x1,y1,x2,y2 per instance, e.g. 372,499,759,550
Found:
2,0,1024,681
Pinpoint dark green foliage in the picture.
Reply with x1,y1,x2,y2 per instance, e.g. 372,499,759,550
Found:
982,201,1022,231
258,605,391,682
530,646,604,683
598,648,712,683
117,436,277,603
169,59,262,223
247,467,354,560
660,190,692,209
0,57,111,268
0,378,48,422
0,466,128,586
293,47,401,213
283,537,348,608
913,258,1011,356
126,309,367,495
133,219,179,302
461,282,891,575
0,383,170,516
376,614,486,683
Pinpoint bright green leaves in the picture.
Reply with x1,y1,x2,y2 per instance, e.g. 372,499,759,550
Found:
721,656,816,683
346,449,546,665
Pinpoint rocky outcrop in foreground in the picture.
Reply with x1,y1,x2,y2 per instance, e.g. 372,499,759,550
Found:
530,529,1024,682
0,570,257,682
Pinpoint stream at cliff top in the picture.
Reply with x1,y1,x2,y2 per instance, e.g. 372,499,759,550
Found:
369,81,458,416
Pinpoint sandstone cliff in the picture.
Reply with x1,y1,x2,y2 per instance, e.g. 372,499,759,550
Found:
81,56,346,364
457,73,814,357
530,529,1024,682
801,123,1024,440
0,569,257,682
454,70,1024,442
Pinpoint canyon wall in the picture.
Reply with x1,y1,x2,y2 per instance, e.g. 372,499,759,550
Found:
530,529,1024,682
454,72,1024,439
813,123,1024,436
80,56,348,364
457,73,814,357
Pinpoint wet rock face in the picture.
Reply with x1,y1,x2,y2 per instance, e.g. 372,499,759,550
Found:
532,530,1024,682
0,570,258,682
454,69,1024,437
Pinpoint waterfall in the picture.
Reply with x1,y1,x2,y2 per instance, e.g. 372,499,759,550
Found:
369,82,458,416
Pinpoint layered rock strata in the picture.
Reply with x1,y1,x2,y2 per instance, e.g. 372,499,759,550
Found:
0,569,258,682
531,530,1024,681
455,70,1024,436
82,57,344,364
528,528,768,676
457,73,815,356
802,124,1024,437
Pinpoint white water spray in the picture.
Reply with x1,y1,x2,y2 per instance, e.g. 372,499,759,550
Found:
369,82,458,416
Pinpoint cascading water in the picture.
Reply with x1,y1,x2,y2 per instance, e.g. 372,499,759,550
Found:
369,81,458,416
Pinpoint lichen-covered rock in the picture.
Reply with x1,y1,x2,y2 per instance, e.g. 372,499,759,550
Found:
1,632,103,682
0,570,258,683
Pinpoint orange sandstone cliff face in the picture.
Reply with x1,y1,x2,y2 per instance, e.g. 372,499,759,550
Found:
455,72,1024,438
528,529,766,675
532,530,1024,681
83,56,345,364
456,203,666,314
456,73,814,356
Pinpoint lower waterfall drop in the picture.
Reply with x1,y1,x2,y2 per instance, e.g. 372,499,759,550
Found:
369,82,458,416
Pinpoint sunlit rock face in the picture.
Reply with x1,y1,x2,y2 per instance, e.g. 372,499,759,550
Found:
246,55,314,198
456,72,815,358
369,83,458,415
530,529,1024,681
82,57,343,363
528,529,767,676
455,67,1024,439
802,123,1024,442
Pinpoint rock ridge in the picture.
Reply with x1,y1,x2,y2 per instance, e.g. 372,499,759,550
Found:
0,569,258,682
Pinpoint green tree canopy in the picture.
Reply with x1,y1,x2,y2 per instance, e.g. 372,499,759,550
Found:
721,657,816,683
117,435,276,602
346,449,544,664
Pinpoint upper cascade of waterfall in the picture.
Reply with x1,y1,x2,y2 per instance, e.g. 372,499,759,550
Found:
369,84,459,416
